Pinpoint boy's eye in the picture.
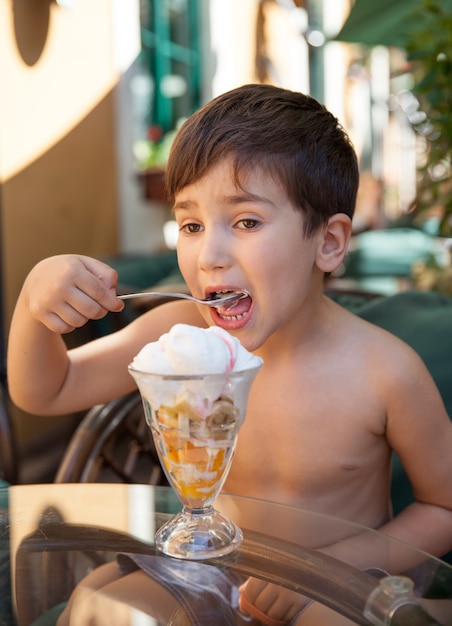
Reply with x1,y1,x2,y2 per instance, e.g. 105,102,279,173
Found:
179,223,202,234
237,218,260,229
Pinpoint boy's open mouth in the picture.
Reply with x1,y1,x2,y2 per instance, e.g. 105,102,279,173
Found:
206,289,246,303
211,291,253,322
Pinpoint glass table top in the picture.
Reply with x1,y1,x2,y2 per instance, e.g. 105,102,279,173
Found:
1,483,451,625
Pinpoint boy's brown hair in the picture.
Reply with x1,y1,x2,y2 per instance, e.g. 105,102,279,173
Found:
166,84,359,236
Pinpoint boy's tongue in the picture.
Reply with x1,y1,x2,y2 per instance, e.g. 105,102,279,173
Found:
216,294,252,316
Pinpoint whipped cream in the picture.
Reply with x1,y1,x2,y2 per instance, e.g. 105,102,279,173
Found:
131,324,262,375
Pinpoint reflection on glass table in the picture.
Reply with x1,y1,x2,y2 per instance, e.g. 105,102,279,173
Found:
2,483,451,625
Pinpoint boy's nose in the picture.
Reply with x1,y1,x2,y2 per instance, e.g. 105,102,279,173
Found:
197,231,231,271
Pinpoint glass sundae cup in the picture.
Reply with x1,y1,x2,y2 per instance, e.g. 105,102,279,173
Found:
128,365,261,559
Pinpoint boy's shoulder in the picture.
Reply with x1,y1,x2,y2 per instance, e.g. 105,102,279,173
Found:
299,297,437,423
327,295,425,370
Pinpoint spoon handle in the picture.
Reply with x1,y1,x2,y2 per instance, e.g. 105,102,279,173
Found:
118,292,190,301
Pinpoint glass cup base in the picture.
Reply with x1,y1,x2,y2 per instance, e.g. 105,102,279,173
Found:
155,506,243,560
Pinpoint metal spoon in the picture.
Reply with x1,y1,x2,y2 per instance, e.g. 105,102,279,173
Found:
118,290,249,309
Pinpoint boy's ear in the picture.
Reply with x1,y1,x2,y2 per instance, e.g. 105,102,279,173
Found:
315,213,352,273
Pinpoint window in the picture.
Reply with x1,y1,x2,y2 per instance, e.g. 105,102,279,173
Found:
139,0,202,134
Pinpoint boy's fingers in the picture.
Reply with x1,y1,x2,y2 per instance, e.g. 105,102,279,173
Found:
80,256,120,291
239,592,287,626
75,257,124,312
239,579,309,625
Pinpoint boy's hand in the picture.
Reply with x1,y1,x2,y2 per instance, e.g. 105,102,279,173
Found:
23,254,124,334
239,578,311,625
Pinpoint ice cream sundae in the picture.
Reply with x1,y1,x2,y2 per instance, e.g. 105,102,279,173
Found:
129,324,262,506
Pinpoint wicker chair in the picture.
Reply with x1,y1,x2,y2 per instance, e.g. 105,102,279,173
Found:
54,391,167,486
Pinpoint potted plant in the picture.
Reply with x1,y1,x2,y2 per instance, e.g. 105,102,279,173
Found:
404,0,452,236
134,124,179,202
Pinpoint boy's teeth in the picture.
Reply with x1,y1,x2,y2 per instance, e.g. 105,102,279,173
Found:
219,312,246,321
213,290,233,298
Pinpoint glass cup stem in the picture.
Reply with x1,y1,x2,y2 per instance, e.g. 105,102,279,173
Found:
156,505,243,559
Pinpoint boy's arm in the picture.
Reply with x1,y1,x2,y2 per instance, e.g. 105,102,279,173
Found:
328,348,452,569
7,254,205,417
372,364,452,566
7,254,125,415
377,501,452,567
378,347,452,561
324,346,452,571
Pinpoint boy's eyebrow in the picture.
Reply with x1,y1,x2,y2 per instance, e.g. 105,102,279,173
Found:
223,191,276,207
173,200,193,211
173,191,276,211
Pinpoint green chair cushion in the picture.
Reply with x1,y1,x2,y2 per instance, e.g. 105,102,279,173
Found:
0,481,8,509
344,228,447,277
105,250,180,291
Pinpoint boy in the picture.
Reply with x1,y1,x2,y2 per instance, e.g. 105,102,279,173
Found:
7,85,452,624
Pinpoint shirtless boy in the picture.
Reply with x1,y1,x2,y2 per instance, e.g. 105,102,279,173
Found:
7,84,452,625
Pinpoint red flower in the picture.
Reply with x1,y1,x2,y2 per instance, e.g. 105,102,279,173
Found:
147,125,164,143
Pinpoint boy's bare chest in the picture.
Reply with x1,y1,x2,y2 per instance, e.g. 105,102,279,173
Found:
227,366,386,503
236,386,367,466
240,366,372,440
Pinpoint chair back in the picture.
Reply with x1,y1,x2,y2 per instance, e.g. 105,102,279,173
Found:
55,391,167,485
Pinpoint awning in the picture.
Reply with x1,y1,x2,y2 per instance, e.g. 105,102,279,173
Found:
333,0,452,49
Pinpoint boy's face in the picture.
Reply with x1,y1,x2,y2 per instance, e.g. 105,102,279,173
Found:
174,159,326,351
